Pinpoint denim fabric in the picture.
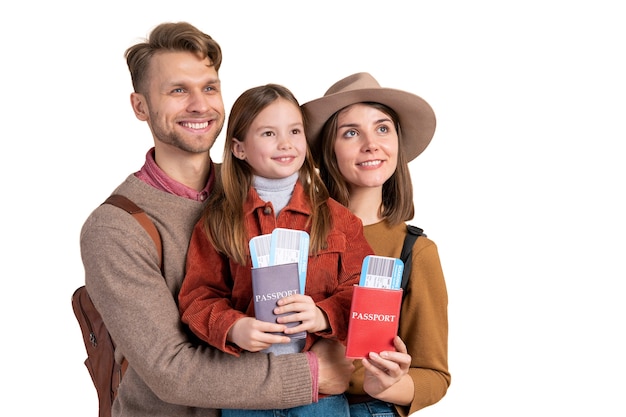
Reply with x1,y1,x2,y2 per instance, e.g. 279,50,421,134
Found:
349,399,398,417
221,394,349,417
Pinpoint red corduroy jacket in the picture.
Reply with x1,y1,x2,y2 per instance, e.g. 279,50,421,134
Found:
179,181,374,355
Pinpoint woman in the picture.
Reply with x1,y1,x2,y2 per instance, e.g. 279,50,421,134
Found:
302,73,451,416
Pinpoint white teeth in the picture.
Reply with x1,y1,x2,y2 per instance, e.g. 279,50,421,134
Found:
359,160,382,167
182,121,209,129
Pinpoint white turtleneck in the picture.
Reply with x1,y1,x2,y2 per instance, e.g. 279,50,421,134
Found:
253,172,298,216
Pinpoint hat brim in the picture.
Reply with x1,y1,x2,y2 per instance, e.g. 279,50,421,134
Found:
302,87,436,161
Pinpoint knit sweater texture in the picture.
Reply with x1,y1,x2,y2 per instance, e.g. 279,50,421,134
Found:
80,174,313,417
346,221,451,416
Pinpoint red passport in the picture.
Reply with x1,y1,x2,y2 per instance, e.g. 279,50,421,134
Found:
345,286,403,358
251,262,306,339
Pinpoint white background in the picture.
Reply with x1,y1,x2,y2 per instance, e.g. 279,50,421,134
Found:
2,1,625,415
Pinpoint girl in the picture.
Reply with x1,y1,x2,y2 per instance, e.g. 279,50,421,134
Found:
179,84,373,416
302,73,451,416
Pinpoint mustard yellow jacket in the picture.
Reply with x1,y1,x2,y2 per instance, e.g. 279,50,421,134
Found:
347,221,450,416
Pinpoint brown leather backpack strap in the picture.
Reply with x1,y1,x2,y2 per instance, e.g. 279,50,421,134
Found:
102,194,162,268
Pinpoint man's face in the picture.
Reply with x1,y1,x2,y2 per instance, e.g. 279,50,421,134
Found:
131,51,225,154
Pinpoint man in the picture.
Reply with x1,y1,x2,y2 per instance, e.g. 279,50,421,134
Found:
80,21,353,417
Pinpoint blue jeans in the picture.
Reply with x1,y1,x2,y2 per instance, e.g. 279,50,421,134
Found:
349,399,398,417
221,394,349,417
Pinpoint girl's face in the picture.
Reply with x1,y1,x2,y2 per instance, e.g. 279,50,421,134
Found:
232,98,307,179
333,103,399,190
131,51,224,154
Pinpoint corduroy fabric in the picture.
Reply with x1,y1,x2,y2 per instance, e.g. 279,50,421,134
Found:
179,181,374,355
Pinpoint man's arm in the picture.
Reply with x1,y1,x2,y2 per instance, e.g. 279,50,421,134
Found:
81,205,314,409
311,338,355,395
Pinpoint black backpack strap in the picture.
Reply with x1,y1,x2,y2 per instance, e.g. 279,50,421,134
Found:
399,225,425,295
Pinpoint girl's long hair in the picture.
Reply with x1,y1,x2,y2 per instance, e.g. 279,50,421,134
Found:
203,84,331,265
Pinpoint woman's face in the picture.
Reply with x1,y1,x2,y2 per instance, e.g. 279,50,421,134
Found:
333,103,399,190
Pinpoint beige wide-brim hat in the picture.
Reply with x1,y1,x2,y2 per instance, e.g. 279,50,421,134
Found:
302,72,436,162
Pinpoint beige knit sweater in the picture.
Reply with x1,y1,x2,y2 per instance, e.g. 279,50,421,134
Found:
80,174,313,417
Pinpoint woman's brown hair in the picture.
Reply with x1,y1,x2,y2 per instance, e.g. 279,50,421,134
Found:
318,102,415,226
